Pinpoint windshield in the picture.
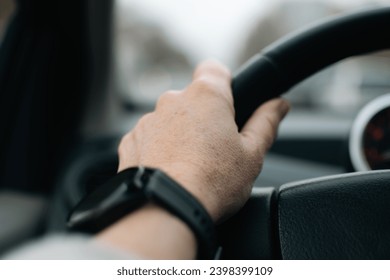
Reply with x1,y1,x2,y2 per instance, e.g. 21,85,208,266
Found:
114,0,390,115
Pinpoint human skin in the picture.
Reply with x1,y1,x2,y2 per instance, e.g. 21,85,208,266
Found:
97,60,290,259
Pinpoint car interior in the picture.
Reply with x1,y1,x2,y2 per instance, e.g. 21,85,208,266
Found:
0,0,389,259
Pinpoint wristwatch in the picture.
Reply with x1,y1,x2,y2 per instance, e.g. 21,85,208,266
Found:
67,166,218,259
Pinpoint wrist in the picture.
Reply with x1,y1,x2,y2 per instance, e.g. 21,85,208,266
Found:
157,165,221,222
68,166,219,259
97,203,197,259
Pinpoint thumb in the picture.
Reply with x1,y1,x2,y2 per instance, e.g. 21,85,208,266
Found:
240,98,290,155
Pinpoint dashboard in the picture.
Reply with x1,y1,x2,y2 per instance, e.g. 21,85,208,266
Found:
255,93,390,187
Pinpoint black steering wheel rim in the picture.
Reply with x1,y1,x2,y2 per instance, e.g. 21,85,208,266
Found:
233,6,390,129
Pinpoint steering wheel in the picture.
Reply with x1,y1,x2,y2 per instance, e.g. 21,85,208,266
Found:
217,7,390,259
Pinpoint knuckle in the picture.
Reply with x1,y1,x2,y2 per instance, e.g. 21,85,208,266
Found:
156,90,179,109
136,112,153,127
196,60,231,79
190,78,220,97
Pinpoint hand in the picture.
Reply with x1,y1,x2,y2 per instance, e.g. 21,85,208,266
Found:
99,60,290,259
117,60,289,223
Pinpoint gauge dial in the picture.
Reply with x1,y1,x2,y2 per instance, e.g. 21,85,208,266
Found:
363,107,390,170
350,94,390,171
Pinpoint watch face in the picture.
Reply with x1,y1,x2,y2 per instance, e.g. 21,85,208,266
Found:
67,168,146,233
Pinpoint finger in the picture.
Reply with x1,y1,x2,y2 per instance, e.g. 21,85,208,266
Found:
190,60,233,104
240,98,290,154
192,59,231,83
155,90,182,111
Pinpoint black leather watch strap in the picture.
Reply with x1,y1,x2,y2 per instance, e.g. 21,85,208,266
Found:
67,167,218,259
136,167,218,259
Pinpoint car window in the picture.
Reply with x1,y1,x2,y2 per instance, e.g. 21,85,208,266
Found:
114,0,390,115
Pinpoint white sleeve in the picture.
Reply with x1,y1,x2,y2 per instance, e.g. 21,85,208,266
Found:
2,234,138,260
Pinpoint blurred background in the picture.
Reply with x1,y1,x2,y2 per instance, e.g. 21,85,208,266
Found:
112,0,390,116
1,0,389,126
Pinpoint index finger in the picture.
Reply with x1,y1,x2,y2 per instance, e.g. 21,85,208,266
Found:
191,60,233,102
193,60,231,82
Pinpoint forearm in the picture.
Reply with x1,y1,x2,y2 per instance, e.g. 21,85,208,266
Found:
96,203,197,259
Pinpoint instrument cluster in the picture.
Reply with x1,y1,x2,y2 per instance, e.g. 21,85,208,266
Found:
349,94,390,171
